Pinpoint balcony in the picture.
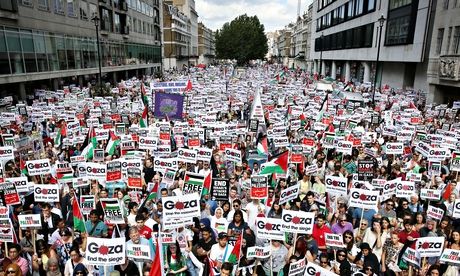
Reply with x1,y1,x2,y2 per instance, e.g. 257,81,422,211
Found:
439,55,460,81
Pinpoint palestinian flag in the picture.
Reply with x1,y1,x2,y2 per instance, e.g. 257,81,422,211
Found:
106,131,120,156
299,113,307,126
257,136,268,156
259,150,289,175
227,234,242,264
316,94,329,122
149,238,162,276
72,197,86,233
184,172,205,195
202,172,212,196
140,82,149,105
54,121,66,148
146,182,159,203
139,105,148,128
81,127,97,160
20,159,28,176
185,79,192,91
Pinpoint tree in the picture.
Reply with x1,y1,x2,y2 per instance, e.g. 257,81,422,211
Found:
215,14,268,65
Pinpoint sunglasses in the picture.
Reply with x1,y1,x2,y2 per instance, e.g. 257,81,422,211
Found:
345,236,352,239
387,204,394,207
6,271,16,275
75,272,84,275
365,267,373,271
320,261,328,264
233,205,239,208
361,223,368,226
338,254,346,257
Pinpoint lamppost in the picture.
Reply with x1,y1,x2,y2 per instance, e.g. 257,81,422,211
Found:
319,32,324,78
91,15,103,94
372,14,386,107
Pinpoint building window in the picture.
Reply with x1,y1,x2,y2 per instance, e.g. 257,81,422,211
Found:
446,27,452,53
368,0,376,11
54,0,65,14
355,0,364,15
114,13,121,33
452,26,460,54
101,8,112,32
436,28,444,54
443,0,450,9
67,0,76,17
38,0,49,10
80,0,88,20
21,0,33,7
347,0,354,18
389,0,412,10
385,15,411,45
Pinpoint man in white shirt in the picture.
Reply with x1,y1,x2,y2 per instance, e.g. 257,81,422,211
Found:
226,199,248,223
246,198,266,230
209,233,234,275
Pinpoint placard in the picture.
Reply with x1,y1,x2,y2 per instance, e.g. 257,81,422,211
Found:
177,148,197,164
396,181,416,198
106,160,122,182
126,243,151,261
86,237,125,265
5,177,29,194
420,189,442,201
325,175,348,196
348,188,379,210
385,142,404,155
255,217,284,240
18,214,42,229
0,147,14,161
138,136,158,151
26,159,51,176
304,261,336,276
358,160,374,181
280,210,314,234
183,172,205,195
210,178,229,201
162,193,200,220
80,195,95,215
416,236,445,257
440,249,460,266
93,149,104,162
279,184,300,205
336,141,353,155
427,205,444,221
246,246,271,259
127,167,142,189
288,258,306,276
325,233,346,249
453,199,460,218
225,148,242,163
0,181,20,205
196,147,212,162
34,184,59,202
250,176,267,199
101,199,124,224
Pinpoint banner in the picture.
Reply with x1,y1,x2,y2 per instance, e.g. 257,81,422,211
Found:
325,175,348,196
427,205,444,221
280,210,314,234
255,217,284,240
440,249,460,266
279,184,300,205
250,176,267,199
126,243,151,261
162,193,200,220
106,160,122,182
225,148,242,164
385,142,404,155
127,167,142,189
348,188,379,210
177,148,197,164
210,178,229,201
18,214,42,228
80,195,95,215
101,199,124,224
34,184,59,202
325,233,346,249
416,236,445,257
183,172,205,195
26,159,51,176
86,237,125,265
246,246,271,259
153,92,184,120
288,258,306,276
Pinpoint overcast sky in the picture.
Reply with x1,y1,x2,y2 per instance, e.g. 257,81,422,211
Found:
195,0,313,32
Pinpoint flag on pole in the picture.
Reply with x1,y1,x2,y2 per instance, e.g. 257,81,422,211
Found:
227,234,243,264
81,127,97,160
257,136,268,156
106,131,121,155
259,150,289,175
72,197,86,233
186,79,193,91
140,105,148,128
20,159,28,176
149,238,163,276
202,172,212,196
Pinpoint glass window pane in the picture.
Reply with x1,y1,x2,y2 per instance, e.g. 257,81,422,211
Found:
21,30,34,53
5,28,21,52
0,30,11,75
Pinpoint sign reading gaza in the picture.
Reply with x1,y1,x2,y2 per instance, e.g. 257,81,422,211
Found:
86,237,125,265
162,193,200,221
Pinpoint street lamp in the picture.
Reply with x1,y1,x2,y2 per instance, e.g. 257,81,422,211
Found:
372,14,386,107
91,15,103,93
319,32,324,78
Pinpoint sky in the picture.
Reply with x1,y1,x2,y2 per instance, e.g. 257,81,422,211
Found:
195,0,313,33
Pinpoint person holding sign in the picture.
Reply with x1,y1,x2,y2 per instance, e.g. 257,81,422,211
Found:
165,242,188,276
333,248,352,276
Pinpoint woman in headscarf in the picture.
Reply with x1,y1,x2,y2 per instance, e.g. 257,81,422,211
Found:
210,207,228,234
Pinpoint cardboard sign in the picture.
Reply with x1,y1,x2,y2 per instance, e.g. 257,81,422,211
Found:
416,236,445,257
126,243,151,261
162,193,201,220
304,261,336,276
0,217,14,242
183,172,205,195
101,199,124,224
177,148,197,164
420,189,442,201
325,175,348,196
427,205,444,221
85,162,106,180
196,147,212,162
358,160,374,181
0,147,14,161
336,140,353,155
85,237,125,265
279,183,300,205
452,199,460,218
249,119,259,132
162,217,194,230
72,177,89,188
0,181,20,205
440,249,460,266
325,233,346,249
80,195,95,215
106,160,122,182
280,210,314,234
273,136,289,148
26,159,51,176
18,214,42,228
34,184,59,202
225,148,242,163
138,136,157,151
396,181,416,198
288,258,306,276
255,217,284,240
153,158,177,173
250,176,267,199
5,177,29,194
246,246,271,259
93,149,104,162
402,247,421,268
210,178,229,201
348,188,379,210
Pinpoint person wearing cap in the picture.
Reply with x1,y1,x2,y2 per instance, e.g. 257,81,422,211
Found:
354,242,380,274
208,233,233,275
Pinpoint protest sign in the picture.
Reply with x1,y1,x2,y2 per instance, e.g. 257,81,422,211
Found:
357,160,374,181
420,189,442,201
101,199,124,224
250,175,267,199
348,188,379,210
427,205,444,221
162,217,194,230
106,160,122,182
126,243,151,261
246,246,271,259
225,148,242,163
325,233,346,249
26,159,51,176
325,175,348,196
440,249,460,266
304,261,336,276
0,217,14,242
196,147,212,162
402,247,421,268
93,149,104,162
177,148,197,164
153,158,177,173
86,237,125,265
80,195,95,215
127,167,142,189
0,181,20,205
396,181,416,198
138,136,157,151
280,210,314,234
336,141,353,155
162,193,200,220
279,183,300,205
18,214,42,228
34,184,59,202
183,172,205,195
288,258,306,276
385,143,404,155
453,199,460,218
0,147,14,161
5,177,29,194
84,162,106,180
210,178,229,201
73,177,89,188
416,236,445,257
255,217,284,240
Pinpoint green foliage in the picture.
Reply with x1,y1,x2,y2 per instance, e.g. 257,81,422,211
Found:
215,14,268,65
